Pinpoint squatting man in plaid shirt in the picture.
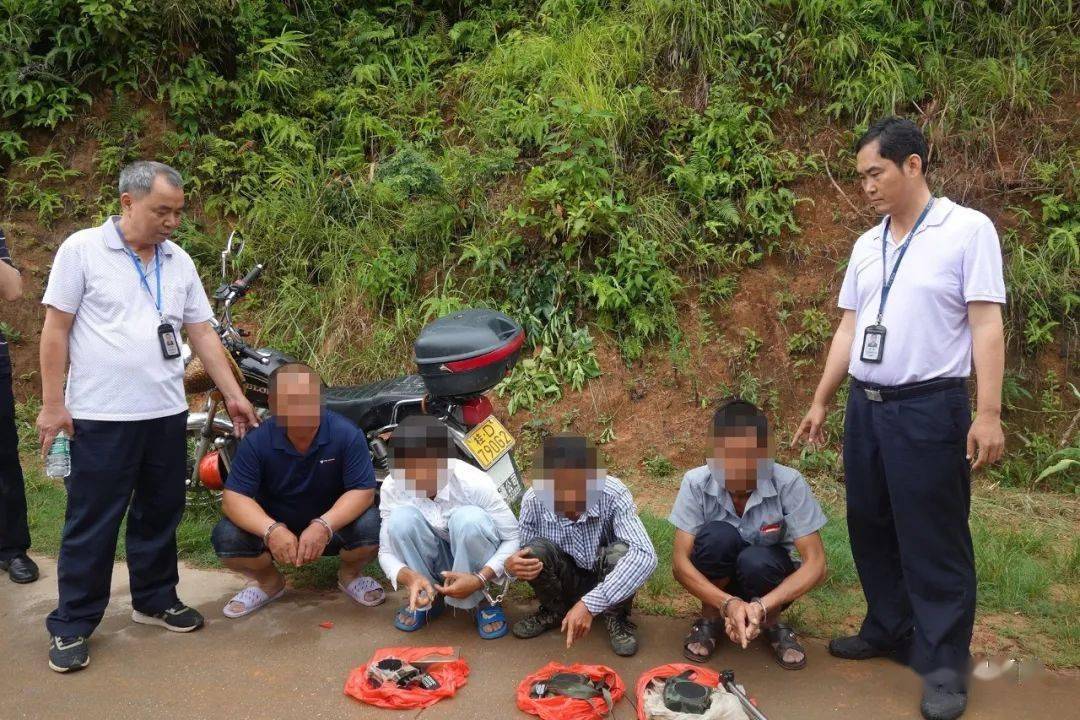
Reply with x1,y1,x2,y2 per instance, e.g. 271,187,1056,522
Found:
506,434,658,656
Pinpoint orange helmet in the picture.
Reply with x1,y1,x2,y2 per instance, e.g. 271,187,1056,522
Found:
198,451,226,491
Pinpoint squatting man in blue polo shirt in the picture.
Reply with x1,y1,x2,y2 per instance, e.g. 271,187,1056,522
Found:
211,363,385,617
793,117,1007,720
670,399,827,670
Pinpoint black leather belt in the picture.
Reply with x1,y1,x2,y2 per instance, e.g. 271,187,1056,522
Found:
850,376,966,402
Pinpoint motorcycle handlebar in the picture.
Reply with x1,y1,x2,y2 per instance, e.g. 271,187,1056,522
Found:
236,264,264,290
236,344,268,364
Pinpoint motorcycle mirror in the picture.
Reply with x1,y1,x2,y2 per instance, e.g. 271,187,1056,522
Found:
221,230,245,279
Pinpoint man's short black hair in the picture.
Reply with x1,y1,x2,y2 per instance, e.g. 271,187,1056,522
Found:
712,398,768,446
391,413,454,460
855,116,929,174
537,433,597,472
268,362,323,398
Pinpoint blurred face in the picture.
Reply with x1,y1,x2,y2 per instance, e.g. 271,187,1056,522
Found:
533,437,605,518
120,174,184,245
396,454,448,497
270,370,322,432
710,427,771,495
856,140,922,217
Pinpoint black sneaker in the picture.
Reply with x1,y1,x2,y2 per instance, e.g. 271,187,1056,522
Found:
131,602,204,633
921,683,967,720
49,636,89,673
603,613,639,657
511,606,561,639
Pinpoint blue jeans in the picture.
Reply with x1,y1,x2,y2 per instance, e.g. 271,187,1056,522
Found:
211,505,380,558
385,504,501,610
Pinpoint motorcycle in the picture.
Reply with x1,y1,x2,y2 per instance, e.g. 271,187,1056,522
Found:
182,232,527,508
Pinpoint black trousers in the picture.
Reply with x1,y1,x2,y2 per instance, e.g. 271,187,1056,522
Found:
46,412,188,638
523,538,632,617
844,381,975,683
0,367,30,562
690,521,796,601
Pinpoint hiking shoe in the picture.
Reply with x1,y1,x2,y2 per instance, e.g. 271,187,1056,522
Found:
603,613,639,657
49,636,89,673
512,606,560,639
131,602,204,633
828,634,894,660
921,683,967,720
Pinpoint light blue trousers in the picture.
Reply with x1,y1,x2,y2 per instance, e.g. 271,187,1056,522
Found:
385,504,500,610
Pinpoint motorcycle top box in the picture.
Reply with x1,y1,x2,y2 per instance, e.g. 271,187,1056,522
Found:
414,309,524,397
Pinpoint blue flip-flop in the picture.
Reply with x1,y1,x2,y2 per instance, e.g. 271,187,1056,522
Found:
476,602,508,640
393,597,443,632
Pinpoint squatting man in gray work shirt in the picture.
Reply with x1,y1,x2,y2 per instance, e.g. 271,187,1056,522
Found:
671,399,827,670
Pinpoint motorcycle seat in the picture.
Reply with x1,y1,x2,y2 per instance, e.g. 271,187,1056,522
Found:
324,374,428,432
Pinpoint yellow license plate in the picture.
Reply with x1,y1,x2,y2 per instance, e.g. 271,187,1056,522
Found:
464,415,515,470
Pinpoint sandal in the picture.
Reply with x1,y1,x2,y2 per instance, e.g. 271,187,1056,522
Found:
393,596,444,632
222,585,285,619
683,617,722,663
476,601,508,640
339,576,386,607
765,623,807,670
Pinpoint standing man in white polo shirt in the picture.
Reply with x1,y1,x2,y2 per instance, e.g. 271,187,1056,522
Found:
793,117,1005,720
36,161,259,673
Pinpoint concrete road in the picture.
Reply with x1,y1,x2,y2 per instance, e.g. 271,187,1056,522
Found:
1,555,1076,720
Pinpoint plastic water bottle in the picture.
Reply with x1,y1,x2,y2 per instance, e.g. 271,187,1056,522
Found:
45,431,71,478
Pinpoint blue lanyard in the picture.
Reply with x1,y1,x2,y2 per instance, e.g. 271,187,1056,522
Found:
125,245,163,318
876,197,934,324
115,218,164,319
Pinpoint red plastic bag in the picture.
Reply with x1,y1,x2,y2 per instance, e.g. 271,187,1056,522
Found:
344,646,469,709
634,664,721,720
516,662,625,720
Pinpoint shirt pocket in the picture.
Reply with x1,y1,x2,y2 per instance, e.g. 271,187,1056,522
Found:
753,515,786,546
163,285,188,328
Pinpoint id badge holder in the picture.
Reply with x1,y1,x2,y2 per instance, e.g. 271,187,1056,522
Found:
158,322,181,359
860,324,886,363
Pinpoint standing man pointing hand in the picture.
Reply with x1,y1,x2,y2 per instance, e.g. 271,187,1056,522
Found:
792,118,1006,720
36,161,259,674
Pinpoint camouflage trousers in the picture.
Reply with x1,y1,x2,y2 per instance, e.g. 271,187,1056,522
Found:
522,537,632,618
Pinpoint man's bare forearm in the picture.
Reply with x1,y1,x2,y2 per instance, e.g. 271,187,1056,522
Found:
39,315,71,406
673,552,729,609
969,303,1004,416
321,489,374,531
222,490,276,537
0,261,22,301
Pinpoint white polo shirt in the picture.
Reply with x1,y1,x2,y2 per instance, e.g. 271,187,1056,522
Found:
839,197,1006,386
42,217,214,421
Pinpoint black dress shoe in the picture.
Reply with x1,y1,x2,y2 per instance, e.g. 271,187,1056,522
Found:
921,683,967,720
1,554,39,583
828,634,895,660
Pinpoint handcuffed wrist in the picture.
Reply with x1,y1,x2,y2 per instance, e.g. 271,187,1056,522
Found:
310,516,333,541
263,521,285,545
